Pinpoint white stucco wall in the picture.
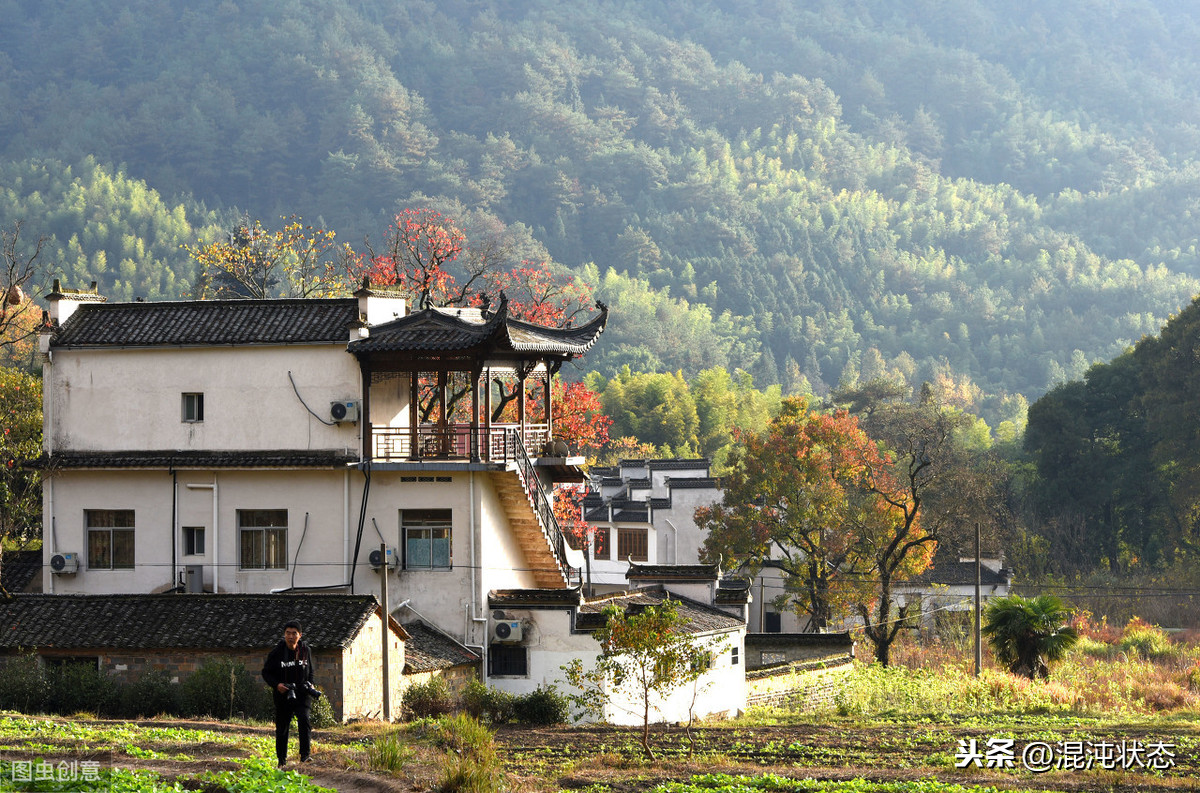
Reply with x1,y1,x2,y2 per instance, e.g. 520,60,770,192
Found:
44,469,353,595
45,345,362,453
485,606,745,725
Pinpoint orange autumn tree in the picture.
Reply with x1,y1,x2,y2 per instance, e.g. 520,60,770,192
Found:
699,396,932,663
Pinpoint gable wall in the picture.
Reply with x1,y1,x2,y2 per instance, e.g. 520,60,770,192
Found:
46,345,361,453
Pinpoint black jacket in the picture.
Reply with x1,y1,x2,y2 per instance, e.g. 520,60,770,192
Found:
262,639,315,701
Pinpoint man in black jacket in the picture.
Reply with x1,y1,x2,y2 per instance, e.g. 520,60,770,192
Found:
262,620,316,766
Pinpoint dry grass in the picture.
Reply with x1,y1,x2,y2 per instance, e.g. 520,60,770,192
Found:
870,615,1200,717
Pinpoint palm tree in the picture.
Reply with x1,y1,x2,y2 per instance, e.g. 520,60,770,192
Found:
982,594,1080,680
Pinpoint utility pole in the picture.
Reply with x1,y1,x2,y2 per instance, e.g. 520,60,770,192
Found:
974,521,982,677
380,543,391,721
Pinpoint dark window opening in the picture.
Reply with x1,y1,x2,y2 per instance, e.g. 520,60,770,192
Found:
488,644,528,677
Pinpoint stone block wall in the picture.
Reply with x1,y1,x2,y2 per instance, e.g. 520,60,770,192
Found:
340,614,405,721
745,658,854,710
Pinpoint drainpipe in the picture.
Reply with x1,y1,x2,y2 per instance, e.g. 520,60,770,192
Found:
186,480,218,592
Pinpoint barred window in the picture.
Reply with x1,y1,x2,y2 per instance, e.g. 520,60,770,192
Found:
238,509,287,570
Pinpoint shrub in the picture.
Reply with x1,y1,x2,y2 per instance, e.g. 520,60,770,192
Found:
514,684,568,725
309,686,336,728
0,652,49,713
46,662,119,716
403,676,454,719
461,678,515,724
1119,618,1177,660
180,659,271,721
117,670,180,718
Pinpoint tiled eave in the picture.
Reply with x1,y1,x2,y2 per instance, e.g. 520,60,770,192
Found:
30,450,360,470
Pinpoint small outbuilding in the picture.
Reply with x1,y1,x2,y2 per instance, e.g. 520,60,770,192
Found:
0,593,409,722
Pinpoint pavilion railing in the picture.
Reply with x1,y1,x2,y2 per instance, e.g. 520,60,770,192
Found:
370,423,550,462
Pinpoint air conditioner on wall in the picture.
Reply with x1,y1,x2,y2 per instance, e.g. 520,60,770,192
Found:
492,620,523,643
50,553,79,575
330,400,360,423
368,547,398,570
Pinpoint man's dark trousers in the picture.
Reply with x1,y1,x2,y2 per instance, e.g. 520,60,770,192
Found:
274,693,311,764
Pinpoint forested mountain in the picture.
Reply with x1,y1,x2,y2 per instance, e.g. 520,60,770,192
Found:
3,0,1200,425
1024,291,1200,576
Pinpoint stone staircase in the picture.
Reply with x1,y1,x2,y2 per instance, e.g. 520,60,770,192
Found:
490,468,570,589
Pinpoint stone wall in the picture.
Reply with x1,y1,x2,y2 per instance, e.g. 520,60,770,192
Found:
745,657,854,710
339,614,405,722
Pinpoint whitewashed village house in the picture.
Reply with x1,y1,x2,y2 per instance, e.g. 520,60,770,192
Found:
579,459,723,592
31,281,758,721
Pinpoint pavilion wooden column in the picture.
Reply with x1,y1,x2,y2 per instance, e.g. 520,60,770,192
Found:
470,365,482,461
483,367,493,461
543,367,553,443
517,368,527,447
408,370,419,459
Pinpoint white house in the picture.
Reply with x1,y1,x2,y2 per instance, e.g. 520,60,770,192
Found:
35,280,607,691
580,459,722,592
487,583,746,726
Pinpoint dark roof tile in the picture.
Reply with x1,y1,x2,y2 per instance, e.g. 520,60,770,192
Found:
52,300,359,347
402,620,480,673
577,588,743,635
1,551,41,593
34,450,358,470
0,594,397,650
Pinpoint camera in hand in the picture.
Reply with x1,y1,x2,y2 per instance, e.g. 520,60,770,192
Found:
284,682,322,701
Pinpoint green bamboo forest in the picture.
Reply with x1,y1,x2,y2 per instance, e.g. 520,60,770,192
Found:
4,0,1200,601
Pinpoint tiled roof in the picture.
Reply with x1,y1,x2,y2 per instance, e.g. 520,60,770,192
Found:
715,577,752,605
627,478,651,489
647,459,711,472
745,632,854,649
576,588,744,635
32,450,359,470
489,587,584,608
907,561,1012,587
627,562,720,582
349,297,607,357
51,299,359,347
612,506,649,521
1,551,41,593
0,594,403,650
666,477,722,489
402,620,480,673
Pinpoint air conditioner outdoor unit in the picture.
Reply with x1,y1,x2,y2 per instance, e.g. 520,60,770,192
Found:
492,619,523,643
49,552,79,575
368,547,398,570
330,400,360,423
184,564,204,593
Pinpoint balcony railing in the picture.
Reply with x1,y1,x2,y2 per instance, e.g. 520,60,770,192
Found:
371,423,551,462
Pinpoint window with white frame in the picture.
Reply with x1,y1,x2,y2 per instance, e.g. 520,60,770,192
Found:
182,393,204,422
238,509,287,570
183,526,205,556
87,509,135,570
402,509,451,569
